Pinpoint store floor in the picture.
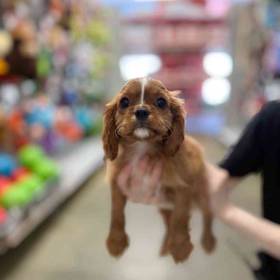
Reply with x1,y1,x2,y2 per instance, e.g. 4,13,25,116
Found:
0,137,261,280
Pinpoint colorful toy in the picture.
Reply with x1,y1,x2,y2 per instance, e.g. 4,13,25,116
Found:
92,116,103,136
18,144,59,181
0,30,12,56
1,186,33,209
19,175,45,194
37,48,53,78
7,110,29,149
18,145,44,168
12,167,30,181
0,59,9,76
0,154,17,177
0,208,7,224
33,159,59,180
0,177,12,196
75,107,93,135
25,105,55,129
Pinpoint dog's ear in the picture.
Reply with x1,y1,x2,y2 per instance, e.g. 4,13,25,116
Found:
102,100,119,160
163,96,185,157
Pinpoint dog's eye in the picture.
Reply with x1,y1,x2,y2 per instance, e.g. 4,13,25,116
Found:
120,97,130,109
156,97,167,109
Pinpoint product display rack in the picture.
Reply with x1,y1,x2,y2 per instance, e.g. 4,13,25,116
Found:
0,138,103,254
123,1,228,113
220,1,280,145
0,0,116,254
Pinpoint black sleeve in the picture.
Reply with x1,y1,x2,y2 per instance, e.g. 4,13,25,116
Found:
219,103,273,177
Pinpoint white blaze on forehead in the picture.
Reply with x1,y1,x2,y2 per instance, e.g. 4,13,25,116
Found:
140,77,149,105
134,128,150,139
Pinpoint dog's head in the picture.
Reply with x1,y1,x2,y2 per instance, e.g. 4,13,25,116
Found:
102,78,186,160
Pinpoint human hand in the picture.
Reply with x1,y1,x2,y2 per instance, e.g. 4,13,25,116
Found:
206,163,239,216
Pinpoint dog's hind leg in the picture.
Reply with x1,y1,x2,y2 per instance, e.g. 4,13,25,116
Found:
196,183,217,253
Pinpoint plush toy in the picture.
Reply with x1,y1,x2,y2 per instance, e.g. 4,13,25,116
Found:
0,30,12,57
0,154,17,177
0,177,12,196
7,110,29,150
33,159,59,180
1,185,33,208
18,175,45,194
5,20,38,79
0,208,7,224
0,107,17,152
18,145,44,169
0,59,9,76
12,167,30,181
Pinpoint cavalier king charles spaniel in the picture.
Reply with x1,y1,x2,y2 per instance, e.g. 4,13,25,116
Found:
102,78,216,263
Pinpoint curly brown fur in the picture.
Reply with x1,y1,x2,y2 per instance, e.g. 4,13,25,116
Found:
102,78,216,263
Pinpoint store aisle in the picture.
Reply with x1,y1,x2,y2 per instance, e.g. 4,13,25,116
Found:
0,138,261,280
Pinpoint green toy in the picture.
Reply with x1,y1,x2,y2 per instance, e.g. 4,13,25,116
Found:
91,116,103,136
19,175,45,194
33,159,59,180
1,186,33,208
18,145,45,169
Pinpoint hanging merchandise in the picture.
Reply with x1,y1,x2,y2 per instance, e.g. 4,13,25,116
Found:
259,1,280,102
0,0,115,253
123,0,228,113
36,48,53,78
0,145,59,210
265,0,280,29
0,30,12,57
0,59,9,76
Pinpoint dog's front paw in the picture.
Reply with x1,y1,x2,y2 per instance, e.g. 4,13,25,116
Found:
106,231,129,257
169,234,193,263
201,232,216,254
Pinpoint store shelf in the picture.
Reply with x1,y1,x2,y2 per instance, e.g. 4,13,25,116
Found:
0,138,104,254
123,16,225,25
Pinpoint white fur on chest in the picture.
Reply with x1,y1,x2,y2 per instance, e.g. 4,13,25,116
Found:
131,141,150,161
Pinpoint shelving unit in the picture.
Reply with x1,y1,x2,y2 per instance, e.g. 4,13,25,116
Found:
123,1,227,113
0,138,103,254
0,0,115,255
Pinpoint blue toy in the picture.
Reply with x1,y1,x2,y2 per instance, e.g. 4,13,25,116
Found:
0,154,17,177
75,107,93,134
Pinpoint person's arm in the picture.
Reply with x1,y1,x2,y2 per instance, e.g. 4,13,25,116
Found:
222,204,280,259
118,159,280,258
118,102,280,259
206,163,280,259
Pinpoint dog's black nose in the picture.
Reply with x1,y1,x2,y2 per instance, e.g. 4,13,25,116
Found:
135,108,150,121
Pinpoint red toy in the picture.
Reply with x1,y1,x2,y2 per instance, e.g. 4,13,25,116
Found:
0,208,7,224
12,167,30,182
0,177,12,196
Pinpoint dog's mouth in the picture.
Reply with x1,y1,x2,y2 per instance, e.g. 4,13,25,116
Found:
116,121,166,140
133,127,150,139
134,120,162,139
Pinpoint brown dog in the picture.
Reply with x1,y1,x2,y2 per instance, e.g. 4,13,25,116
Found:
102,78,216,263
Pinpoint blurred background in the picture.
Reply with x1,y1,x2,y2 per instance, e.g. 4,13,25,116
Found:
0,0,279,279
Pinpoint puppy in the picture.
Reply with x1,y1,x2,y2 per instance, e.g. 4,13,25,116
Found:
102,78,216,263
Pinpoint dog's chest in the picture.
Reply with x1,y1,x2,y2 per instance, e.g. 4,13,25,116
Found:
123,142,152,163
127,143,186,187
134,142,150,156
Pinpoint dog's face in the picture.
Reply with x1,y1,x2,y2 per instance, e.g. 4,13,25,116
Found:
102,78,185,160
